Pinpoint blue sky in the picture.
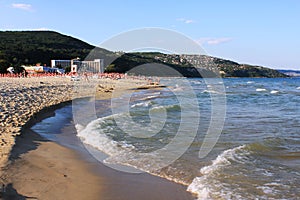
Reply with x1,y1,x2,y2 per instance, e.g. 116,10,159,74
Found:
0,0,299,69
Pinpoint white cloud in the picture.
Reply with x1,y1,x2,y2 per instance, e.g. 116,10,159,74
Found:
177,18,196,24
196,37,232,45
11,3,33,11
185,20,195,24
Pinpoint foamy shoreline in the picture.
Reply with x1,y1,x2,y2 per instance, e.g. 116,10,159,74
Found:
0,75,157,167
0,76,194,200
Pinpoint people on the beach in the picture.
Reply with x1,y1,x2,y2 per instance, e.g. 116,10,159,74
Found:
83,72,89,82
0,71,162,86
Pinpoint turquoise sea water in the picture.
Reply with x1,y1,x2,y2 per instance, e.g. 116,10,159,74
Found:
33,78,300,200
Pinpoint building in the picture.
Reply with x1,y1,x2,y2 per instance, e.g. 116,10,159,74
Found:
51,60,79,69
51,59,104,73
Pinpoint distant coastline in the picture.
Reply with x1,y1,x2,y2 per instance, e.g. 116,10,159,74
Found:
277,69,300,77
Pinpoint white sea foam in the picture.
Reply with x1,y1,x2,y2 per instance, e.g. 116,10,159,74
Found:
257,186,275,195
131,101,152,108
247,81,254,84
76,112,171,172
172,84,184,91
256,88,267,92
202,89,221,94
151,105,165,111
264,182,283,187
257,183,283,197
296,87,300,90
75,124,85,133
187,145,247,200
270,90,279,94
262,170,274,177
77,114,135,159
150,104,179,112
140,95,160,101
191,80,202,85
201,145,246,175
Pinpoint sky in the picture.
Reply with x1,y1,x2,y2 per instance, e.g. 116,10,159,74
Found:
0,0,299,70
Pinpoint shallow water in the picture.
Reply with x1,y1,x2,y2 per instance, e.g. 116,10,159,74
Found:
34,78,300,199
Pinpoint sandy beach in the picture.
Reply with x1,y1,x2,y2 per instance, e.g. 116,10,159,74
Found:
0,77,76,167
0,76,194,199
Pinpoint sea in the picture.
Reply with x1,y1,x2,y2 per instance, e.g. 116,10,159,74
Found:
32,78,300,200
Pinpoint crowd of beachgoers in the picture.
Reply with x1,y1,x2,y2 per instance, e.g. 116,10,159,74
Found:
0,72,161,86
0,72,125,79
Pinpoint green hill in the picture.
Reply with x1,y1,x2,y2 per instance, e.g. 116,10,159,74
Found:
0,31,287,77
0,31,112,73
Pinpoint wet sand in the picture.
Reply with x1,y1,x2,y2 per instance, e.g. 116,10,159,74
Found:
0,77,195,200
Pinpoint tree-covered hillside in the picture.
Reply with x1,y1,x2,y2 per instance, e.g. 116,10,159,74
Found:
0,31,111,73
